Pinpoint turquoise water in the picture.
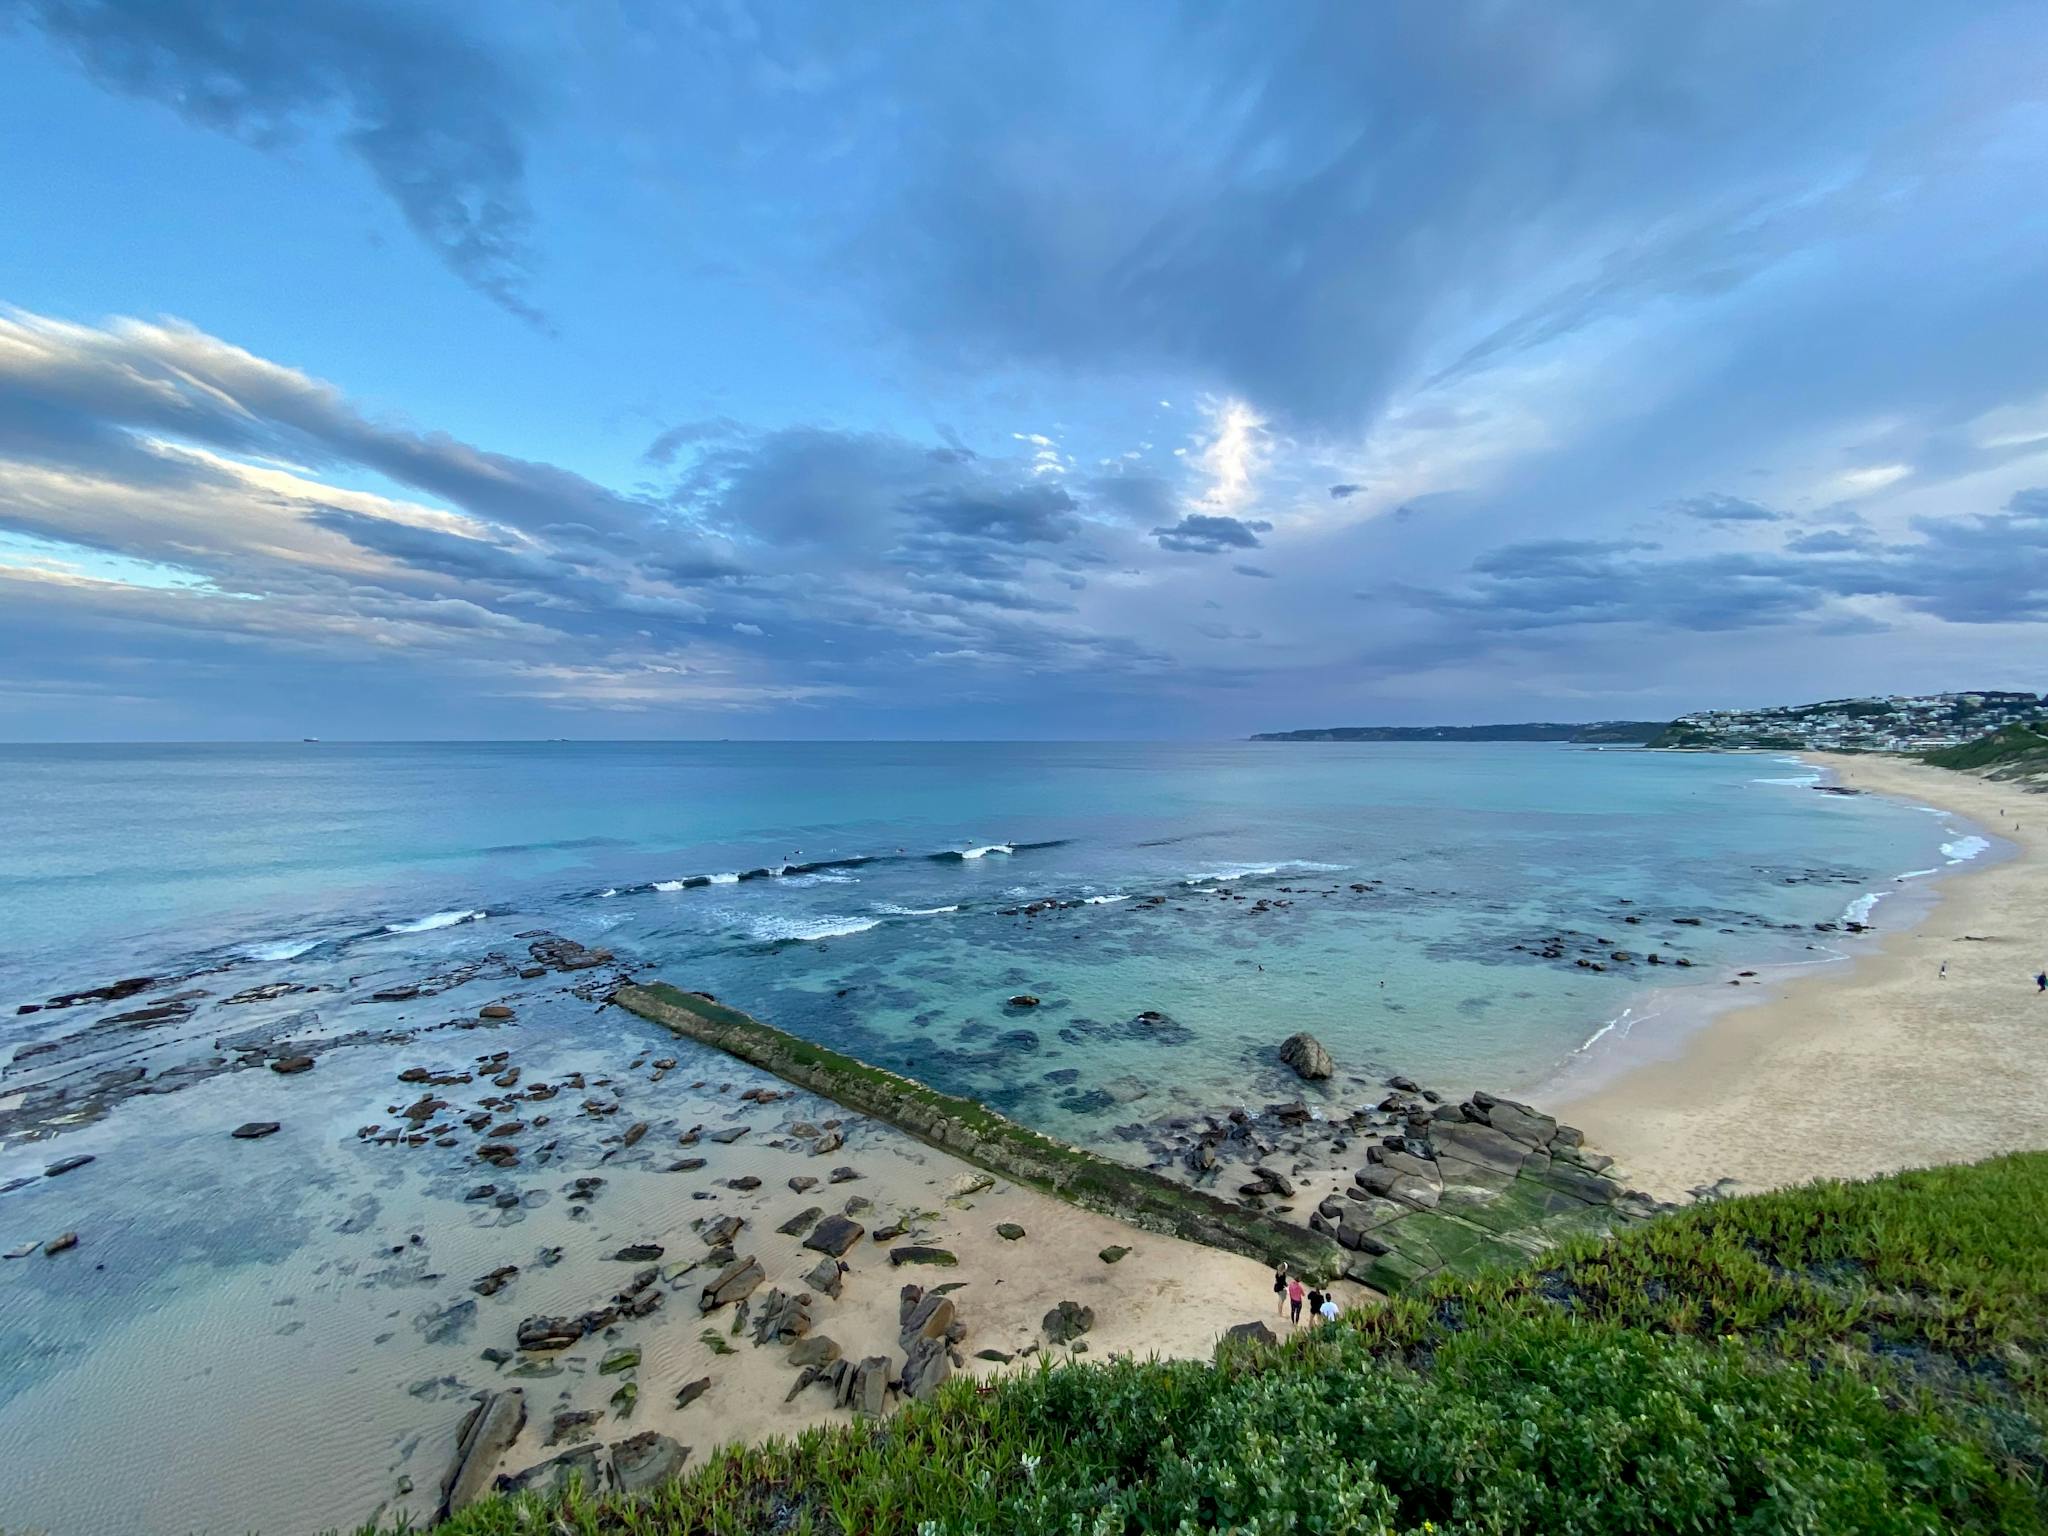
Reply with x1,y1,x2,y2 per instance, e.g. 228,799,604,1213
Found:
0,741,1976,1126
0,741,1988,1536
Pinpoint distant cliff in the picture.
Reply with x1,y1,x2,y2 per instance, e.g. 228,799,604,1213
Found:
1249,721,1669,744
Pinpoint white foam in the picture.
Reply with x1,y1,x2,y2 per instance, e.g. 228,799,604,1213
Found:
1842,891,1887,925
1181,859,1345,885
1751,774,1820,786
599,888,618,898
1942,834,1990,864
958,843,1014,859
1083,893,1129,905
247,937,322,961
1894,867,1939,882
752,915,880,942
707,872,740,885
385,909,483,934
652,879,687,892
878,903,960,916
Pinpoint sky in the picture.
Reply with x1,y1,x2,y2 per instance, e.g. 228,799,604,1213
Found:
1,2,2046,741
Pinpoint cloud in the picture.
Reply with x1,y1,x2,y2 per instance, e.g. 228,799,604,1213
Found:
13,0,542,319
1393,488,2048,641
1151,514,1272,555
1232,563,1273,578
1328,483,1363,500
1668,493,1784,523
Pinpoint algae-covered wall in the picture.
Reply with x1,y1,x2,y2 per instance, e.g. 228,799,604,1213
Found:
613,981,1343,1280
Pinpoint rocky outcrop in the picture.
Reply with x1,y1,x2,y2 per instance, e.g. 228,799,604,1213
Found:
440,1388,525,1521
1042,1299,1094,1345
610,1432,689,1495
698,1255,764,1312
1277,1032,1335,1081
614,982,1341,1281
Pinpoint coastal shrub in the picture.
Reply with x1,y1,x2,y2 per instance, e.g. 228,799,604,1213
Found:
378,1153,2048,1536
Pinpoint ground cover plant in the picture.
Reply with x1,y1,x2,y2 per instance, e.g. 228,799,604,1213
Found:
372,1152,2048,1536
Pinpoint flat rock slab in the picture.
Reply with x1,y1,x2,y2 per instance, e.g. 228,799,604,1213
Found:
889,1246,957,1267
802,1214,865,1257
610,1431,689,1495
231,1122,281,1140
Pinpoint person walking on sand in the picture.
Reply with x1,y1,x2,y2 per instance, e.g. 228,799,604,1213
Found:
1287,1275,1305,1326
1273,1266,1288,1317
1306,1285,1324,1323
2035,970,2046,993
1940,961,1948,980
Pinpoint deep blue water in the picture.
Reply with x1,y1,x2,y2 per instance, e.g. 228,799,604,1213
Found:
0,740,1976,1126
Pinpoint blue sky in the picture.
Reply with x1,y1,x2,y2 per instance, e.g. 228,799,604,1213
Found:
2,1,2046,740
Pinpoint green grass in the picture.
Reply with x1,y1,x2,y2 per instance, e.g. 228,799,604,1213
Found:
1921,721,2048,778
370,1153,2048,1536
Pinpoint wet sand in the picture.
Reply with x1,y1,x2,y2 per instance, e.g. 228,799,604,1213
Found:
1565,754,2048,1199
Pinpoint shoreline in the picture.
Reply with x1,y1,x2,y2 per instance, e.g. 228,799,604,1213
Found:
1562,752,2048,1200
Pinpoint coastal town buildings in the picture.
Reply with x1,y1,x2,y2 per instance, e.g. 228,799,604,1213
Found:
1657,691,2046,752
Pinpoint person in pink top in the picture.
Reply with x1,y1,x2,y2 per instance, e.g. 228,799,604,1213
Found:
1287,1275,1305,1325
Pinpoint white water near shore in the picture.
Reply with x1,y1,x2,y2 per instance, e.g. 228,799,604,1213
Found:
0,741,1980,1535
1563,753,2048,1199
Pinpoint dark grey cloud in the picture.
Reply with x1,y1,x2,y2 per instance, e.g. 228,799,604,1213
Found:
10,0,542,319
1394,488,2048,640
1232,563,1273,579
1328,484,1362,500
1669,493,1784,523
1784,528,1865,554
1152,514,1271,555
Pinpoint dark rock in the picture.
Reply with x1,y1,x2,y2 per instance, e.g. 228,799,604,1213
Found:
889,1246,957,1267
610,1431,689,1496
828,1165,861,1183
43,1155,95,1177
788,1175,818,1193
700,1215,744,1247
612,1242,664,1262
706,1126,749,1145
726,1175,761,1192
1224,1320,1280,1348
1277,1032,1335,1080
231,1121,281,1140
270,1055,315,1075
750,1288,815,1346
778,1206,825,1236
803,1257,844,1300
495,1443,599,1498
1042,1299,1094,1344
789,1335,840,1368
44,1231,79,1256
441,1388,526,1520
1007,994,1041,1008
995,1222,1026,1240
674,1375,712,1409
698,1256,765,1312
547,1408,602,1446
480,1004,515,1021
599,1345,640,1375
1098,1244,1131,1264
803,1214,865,1257
471,1265,520,1297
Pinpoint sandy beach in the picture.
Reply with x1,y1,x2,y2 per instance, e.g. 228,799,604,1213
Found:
1566,754,2048,1200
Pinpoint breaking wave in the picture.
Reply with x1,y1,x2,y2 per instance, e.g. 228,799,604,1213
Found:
385,909,485,934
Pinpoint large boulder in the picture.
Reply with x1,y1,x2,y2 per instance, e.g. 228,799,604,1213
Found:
698,1256,765,1312
440,1388,526,1521
610,1432,689,1496
1224,1320,1280,1348
1042,1299,1095,1344
1277,1033,1334,1081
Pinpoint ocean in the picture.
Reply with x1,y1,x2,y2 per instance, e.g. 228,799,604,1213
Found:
0,740,1986,1535
0,740,1978,1113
